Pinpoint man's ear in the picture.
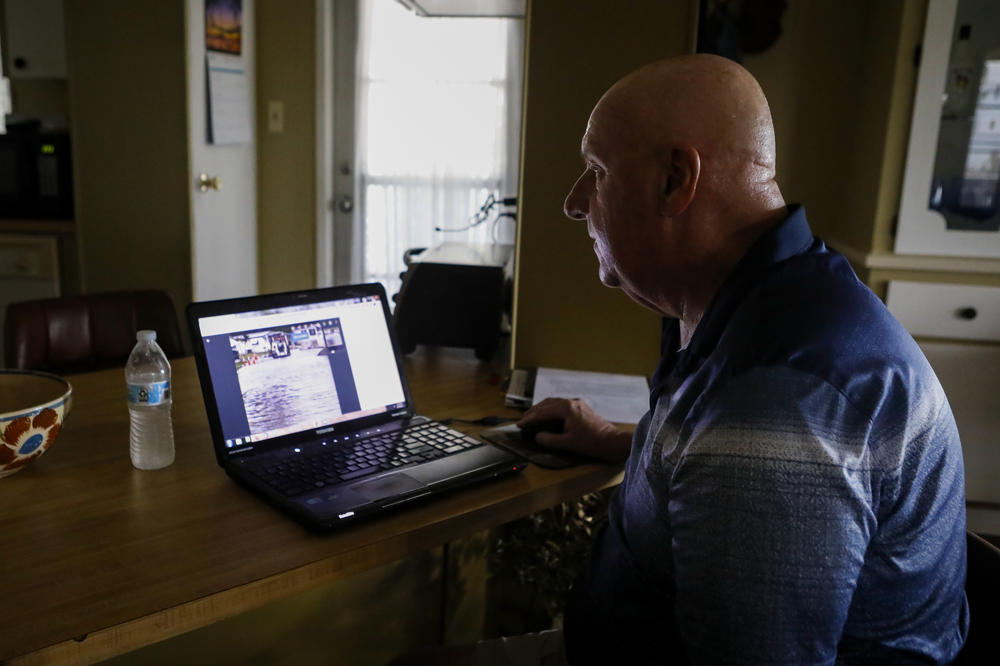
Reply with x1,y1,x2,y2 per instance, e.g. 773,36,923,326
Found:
661,145,700,217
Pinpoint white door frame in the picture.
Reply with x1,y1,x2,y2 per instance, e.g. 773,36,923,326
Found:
315,0,360,287
315,0,335,287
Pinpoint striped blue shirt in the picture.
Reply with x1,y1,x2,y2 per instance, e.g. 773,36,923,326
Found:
564,206,969,665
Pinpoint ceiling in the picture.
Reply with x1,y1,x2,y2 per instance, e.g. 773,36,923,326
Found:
396,0,526,18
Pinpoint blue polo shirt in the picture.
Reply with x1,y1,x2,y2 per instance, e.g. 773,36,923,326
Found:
564,206,969,665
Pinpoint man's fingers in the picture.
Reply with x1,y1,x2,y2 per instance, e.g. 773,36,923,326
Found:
518,398,571,425
534,431,571,450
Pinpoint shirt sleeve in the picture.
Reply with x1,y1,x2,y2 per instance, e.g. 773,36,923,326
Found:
667,366,879,665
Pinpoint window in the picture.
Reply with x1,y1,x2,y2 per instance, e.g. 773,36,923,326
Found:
357,0,523,297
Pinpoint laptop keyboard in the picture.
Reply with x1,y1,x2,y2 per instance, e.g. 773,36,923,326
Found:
248,421,483,497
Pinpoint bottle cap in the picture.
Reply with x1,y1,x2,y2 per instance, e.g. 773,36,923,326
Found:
136,330,157,342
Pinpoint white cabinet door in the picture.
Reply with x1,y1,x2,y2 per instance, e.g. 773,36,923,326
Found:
2,0,66,79
886,280,1000,342
0,234,59,363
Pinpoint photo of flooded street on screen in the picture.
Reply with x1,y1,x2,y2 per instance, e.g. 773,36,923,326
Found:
231,320,347,437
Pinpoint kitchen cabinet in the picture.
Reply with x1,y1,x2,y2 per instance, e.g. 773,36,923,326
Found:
896,0,1000,258
2,0,67,79
0,232,59,362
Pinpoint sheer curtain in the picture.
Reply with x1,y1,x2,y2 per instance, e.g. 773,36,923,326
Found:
356,0,524,298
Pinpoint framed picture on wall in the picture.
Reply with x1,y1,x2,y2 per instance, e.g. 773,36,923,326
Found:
896,0,1000,257
205,0,242,55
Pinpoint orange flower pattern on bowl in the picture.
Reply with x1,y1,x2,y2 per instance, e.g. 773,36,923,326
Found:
0,370,71,479
0,408,63,475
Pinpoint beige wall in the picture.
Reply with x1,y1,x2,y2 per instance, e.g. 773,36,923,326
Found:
256,0,317,294
64,0,192,318
512,0,696,376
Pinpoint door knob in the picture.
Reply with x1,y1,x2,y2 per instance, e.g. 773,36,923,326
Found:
197,173,222,192
337,195,354,213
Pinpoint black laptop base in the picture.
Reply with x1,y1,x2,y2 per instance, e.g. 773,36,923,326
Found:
228,438,526,531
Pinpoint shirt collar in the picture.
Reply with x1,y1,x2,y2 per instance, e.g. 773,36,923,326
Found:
722,204,814,278
652,205,816,389
686,204,815,360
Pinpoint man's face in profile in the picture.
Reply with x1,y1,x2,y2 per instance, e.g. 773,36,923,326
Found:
563,108,677,317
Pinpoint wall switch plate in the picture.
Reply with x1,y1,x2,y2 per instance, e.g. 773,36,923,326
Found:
268,100,284,134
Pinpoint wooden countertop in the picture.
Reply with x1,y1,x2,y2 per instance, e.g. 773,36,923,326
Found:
0,351,622,664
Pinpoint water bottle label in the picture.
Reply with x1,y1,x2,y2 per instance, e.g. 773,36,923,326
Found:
127,381,171,406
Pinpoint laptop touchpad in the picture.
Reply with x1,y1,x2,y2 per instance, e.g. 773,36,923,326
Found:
353,473,425,501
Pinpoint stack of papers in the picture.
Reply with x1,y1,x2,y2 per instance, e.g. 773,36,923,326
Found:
506,367,649,424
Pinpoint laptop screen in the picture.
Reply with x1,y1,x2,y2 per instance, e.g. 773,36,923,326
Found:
193,291,408,456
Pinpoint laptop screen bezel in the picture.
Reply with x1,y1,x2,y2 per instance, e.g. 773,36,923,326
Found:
186,283,415,466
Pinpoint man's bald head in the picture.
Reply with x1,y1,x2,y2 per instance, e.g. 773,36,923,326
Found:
592,54,781,209
565,55,787,344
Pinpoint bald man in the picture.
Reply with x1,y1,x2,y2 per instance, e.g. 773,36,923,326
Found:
519,55,969,664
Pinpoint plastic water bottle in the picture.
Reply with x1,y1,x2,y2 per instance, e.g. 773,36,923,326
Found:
126,330,175,470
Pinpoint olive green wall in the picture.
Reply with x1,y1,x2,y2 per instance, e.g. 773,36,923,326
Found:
6,78,69,120
741,0,1000,298
64,0,192,317
742,0,925,257
256,0,317,294
735,0,805,207
22,0,319,312
511,0,696,376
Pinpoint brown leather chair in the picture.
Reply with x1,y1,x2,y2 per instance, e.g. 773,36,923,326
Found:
953,530,1000,664
4,290,185,374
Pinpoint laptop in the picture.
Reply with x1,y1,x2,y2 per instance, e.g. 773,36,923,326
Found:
187,283,525,531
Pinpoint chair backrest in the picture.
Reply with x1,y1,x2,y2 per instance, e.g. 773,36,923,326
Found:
953,530,1000,664
4,290,185,375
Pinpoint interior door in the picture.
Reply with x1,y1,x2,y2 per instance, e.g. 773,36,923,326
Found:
187,0,258,301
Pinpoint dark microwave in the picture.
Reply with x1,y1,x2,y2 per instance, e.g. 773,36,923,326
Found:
0,122,74,219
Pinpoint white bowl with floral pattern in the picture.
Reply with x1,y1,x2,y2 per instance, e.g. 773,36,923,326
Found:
0,370,72,478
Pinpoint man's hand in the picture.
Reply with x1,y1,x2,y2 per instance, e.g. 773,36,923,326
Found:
518,397,632,463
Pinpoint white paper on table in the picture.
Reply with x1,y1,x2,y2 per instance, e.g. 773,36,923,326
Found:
207,52,252,144
532,367,649,424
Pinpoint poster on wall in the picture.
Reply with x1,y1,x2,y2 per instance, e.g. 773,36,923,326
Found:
204,0,250,144
206,0,242,55
207,52,251,144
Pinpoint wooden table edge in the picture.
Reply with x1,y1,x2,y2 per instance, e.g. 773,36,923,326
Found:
6,466,624,666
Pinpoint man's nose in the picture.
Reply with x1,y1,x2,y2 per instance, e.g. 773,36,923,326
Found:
564,172,588,221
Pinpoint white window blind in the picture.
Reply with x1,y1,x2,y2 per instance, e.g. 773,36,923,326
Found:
357,0,523,297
